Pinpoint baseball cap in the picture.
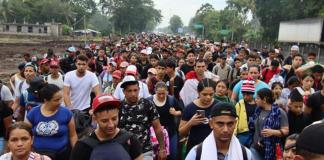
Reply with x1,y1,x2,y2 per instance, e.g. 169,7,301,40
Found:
140,49,148,55
27,77,45,94
112,70,122,79
291,45,299,51
92,94,121,113
39,58,50,65
66,46,76,53
24,62,38,72
125,65,138,75
120,75,138,89
109,61,117,67
210,102,238,118
241,77,255,94
148,68,157,75
119,61,129,68
50,60,59,67
296,121,324,155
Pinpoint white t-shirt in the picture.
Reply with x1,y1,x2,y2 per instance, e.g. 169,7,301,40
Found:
113,81,150,100
47,73,64,89
12,74,24,97
0,84,14,101
64,70,99,110
14,80,29,98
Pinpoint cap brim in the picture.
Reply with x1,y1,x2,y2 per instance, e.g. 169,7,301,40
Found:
121,81,138,88
93,100,122,112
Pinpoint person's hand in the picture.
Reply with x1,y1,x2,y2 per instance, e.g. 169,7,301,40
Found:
158,149,167,160
169,107,177,115
304,91,311,96
188,113,206,126
261,128,275,137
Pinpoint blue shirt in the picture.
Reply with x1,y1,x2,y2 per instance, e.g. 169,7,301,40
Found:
233,80,269,101
27,105,72,152
19,91,42,112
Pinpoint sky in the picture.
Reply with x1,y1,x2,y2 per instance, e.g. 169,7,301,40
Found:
153,0,228,28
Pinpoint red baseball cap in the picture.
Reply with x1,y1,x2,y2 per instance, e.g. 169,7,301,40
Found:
50,60,59,67
112,70,122,80
39,58,50,65
92,94,121,113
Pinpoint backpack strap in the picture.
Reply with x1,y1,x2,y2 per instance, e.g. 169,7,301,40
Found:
262,68,269,81
81,135,101,149
0,83,3,101
113,129,132,144
18,81,24,95
241,144,248,160
195,143,203,160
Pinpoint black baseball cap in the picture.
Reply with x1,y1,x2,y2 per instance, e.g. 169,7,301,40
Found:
210,102,238,118
296,121,324,155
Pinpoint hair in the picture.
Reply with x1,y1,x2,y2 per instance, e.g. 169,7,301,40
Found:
289,89,303,102
216,80,229,89
300,73,314,81
249,64,261,72
246,54,256,60
197,78,216,93
195,59,206,66
7,122,33,139
234,58,242,62
154,81,168,92
287,133,299,141
257,88,275,104
287,76,300,86
307,52,317,57
271,82,283,90
93,104,120,115
269,49,276,53
165,59,176,69
292,53,303,60
149,54,160,60
157,60,166,68
186,49,195,57
39,84,61,101
76,54,89,62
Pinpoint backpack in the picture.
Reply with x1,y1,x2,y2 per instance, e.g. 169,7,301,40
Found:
81,130,133,160
71,109,92,138
195,142,248,160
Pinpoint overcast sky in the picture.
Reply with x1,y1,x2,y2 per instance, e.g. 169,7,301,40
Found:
153,0,228,28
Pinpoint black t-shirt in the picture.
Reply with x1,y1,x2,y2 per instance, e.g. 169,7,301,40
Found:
166,75,184,100
306,91,324,123
287,111,310,135
154,96,182,137
0,102,13,138
180,63,195,75
207,62,215,72
244,101,257,121
70,130,142,160
95,58,107,75
140,62,151,79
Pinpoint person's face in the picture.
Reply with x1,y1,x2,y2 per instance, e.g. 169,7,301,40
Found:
187,53,196,63
46,91,62,108
283,139,296,160
195,62,206,76
49,65,59,74
269,52,276,59
292,56,303,67
248,67,260,80
123,84,140,104
24,66,36,81
243,92,254,102
288,101,303,115
209,115,236,143
240,71,249,80
98,50,105,57
255,58,262,65
291,50,298,56
234,60,242,68
307,55,316,62
226,48,232,54
112,77,121,85
255,95,266,107
237,52,245,60
247,58,256,66
216,82,227,96
156,66,166,77
155,87,167,100
150,58,158,67
94,109,119,136
40,63,50,73
130,56,137,64
76,60,88,74
272,85,283,96
165,66,174,75
207,54,213,61
178,59,185,67
302,76,314,90
140,53,147,61
199,87,214,105
313,72,322,81
8,129,33,158
162,52,168,59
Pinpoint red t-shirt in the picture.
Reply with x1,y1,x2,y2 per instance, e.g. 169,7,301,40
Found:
262,67,281,83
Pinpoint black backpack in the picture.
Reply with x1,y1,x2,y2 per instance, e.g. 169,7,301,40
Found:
195,142,248,160
81,130,133,160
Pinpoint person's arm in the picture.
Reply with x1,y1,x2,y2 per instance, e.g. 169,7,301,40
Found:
295,63,317,78
63,86,72,109
230,81,241,102
68,117,78,147
151,119,167,160
261,127,289,138
12,97,20,111
70,141,92,160
3,116,12,137
178,114,205,138
134,155,144,160
93,84,101,96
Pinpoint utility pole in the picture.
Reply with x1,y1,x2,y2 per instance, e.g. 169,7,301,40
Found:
84,15,86,46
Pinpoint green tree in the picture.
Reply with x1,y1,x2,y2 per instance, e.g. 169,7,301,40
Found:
169,15,183,34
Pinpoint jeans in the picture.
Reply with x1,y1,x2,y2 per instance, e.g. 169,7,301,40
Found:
169,134,178,160
143,151,153,160
0,137,4,154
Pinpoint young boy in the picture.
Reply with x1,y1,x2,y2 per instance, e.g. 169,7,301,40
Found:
287,90,310,135
212,54,232,81
229,58,243,83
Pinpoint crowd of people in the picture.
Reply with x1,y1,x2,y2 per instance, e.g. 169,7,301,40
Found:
0,33,324,160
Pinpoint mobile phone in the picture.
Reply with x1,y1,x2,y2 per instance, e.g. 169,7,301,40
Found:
196,110,205,118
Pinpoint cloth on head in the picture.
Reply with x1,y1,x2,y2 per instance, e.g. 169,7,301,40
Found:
125,65,138,75
241,77,255,93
